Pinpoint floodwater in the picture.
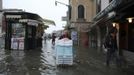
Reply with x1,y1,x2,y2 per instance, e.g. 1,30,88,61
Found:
0,38,77,75
0,38,134,75
0,39,57,75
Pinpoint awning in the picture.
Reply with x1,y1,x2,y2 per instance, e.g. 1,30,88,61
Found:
6,15,21,19
43,18,56,26
19,19,38,23
19,19,39,26
19,18,55,27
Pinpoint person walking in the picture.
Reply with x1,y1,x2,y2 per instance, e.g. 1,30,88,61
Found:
43,32,47,43
52,33,56,45
104,27,120,67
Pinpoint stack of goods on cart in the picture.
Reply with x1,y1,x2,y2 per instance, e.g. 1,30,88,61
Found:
55,38,73,66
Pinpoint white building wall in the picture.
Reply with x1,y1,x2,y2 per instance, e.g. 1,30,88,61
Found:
101,0,109,11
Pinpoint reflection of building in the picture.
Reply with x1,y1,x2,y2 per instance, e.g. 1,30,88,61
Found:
1,9,55,50
69,0,96,47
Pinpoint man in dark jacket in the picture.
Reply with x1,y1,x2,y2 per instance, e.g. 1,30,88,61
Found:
104,27,119,66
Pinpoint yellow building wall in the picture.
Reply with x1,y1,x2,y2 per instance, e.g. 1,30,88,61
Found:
70,0,96,22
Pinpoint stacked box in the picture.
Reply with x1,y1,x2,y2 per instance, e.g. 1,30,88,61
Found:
55,39,73,65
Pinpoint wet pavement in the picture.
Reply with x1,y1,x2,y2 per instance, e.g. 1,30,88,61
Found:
0,38,134,75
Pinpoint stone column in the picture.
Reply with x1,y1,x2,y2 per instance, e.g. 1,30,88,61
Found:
97,26,101,48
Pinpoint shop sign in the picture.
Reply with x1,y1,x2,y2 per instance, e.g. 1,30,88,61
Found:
18,38,24,50
28,21,38,26
28,19,39,26
11,38,18,50
11,38,24,50
19,19,38,26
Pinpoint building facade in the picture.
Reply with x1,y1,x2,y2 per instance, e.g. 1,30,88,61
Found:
0,9,55,50
89,0,114,48
90,0,134,56
69,0,96,47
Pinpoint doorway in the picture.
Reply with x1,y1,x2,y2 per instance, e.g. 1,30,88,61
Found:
128,23,134,52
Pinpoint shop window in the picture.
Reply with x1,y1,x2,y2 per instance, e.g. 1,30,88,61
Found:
78,5,84,19
12,23,25,38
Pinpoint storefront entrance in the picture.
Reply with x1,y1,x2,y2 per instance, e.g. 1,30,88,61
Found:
119,23,134,52
128,23,134,52
25,25,36,49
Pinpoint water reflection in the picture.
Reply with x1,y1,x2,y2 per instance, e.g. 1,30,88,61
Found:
4,50,27,75
0,39,56,75
3,49,48,75
23,50,42,75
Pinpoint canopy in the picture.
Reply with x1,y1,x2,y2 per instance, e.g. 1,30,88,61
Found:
43,18,56,26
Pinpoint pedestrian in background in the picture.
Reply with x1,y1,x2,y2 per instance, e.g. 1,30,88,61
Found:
52,33,56,45
43,32,47,43
104,27,120,67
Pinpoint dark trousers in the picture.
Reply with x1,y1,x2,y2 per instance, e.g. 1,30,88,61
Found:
106,49,120,66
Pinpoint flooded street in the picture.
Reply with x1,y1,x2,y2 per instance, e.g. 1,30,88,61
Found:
0,38,134,75
0,38,76,75
0,39,57,75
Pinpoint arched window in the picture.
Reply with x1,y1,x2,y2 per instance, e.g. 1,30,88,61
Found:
78,5,84,19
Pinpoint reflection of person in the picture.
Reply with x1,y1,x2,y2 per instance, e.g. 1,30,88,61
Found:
104,27,120,66
52,33,56,45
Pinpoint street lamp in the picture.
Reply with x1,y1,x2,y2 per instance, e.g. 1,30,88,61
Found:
126,17,134,23
55,0,69,7
55,0,71,20
112,22,116,27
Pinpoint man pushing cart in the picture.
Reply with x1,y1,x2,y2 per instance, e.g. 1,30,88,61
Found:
55,31,73,66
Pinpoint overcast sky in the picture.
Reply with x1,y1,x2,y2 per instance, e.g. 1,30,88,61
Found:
3,0,69,33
